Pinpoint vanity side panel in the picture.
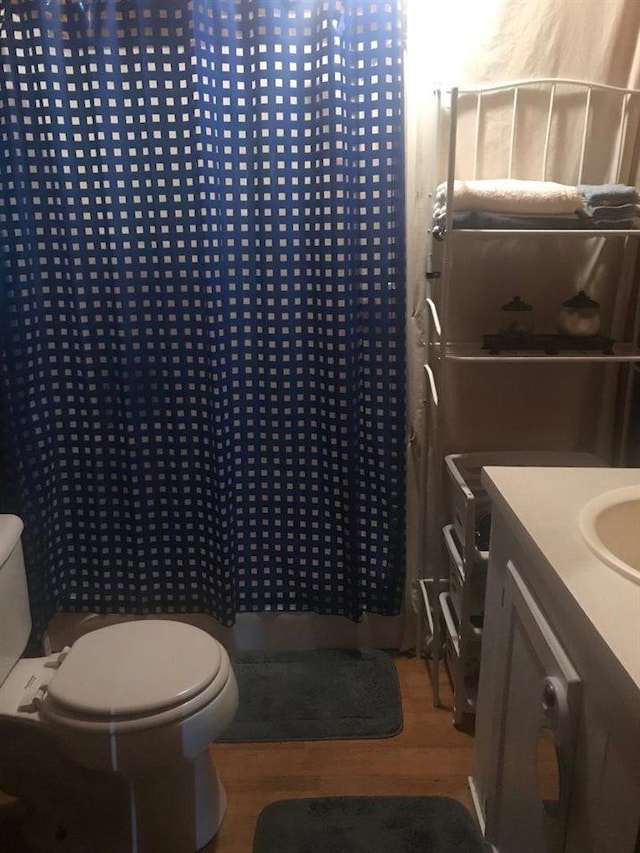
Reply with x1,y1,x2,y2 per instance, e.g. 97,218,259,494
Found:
490,561,582,853
470,513,511,829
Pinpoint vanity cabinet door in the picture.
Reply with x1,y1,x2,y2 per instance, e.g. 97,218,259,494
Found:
485,561,582,853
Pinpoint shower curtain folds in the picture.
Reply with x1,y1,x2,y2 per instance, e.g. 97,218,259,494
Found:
0,0,406,633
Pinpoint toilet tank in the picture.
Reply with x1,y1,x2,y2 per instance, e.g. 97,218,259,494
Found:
0,515,32,686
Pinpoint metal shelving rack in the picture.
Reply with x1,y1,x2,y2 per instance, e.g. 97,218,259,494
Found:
417,79,640,722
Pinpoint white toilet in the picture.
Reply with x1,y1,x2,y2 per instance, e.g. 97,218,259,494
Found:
0,514,239,853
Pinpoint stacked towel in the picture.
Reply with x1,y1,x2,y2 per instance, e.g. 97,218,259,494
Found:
432,179,583,239
432,210,590,240
577,183,640,227
578,183,639,205
435,179,583,215
432,179,640,236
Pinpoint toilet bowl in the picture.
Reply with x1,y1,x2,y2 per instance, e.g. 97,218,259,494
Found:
0,514,239,853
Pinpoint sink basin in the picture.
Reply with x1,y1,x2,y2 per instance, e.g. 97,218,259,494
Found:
579,485,640,583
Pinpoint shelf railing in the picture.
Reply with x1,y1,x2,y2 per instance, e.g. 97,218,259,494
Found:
446,78,640,184
442,342,640,363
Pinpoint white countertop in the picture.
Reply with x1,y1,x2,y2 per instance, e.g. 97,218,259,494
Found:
482,466,640,690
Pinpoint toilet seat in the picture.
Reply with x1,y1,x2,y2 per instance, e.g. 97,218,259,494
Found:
40,621,231,733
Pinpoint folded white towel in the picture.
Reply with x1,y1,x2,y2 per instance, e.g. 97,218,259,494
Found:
436,180,582,215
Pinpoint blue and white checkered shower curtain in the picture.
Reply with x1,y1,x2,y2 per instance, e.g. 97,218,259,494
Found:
0,0,405,632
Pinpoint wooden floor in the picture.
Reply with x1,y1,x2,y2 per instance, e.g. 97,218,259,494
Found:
207,653,475,853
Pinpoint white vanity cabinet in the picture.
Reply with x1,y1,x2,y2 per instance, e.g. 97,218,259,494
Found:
469,467,640,853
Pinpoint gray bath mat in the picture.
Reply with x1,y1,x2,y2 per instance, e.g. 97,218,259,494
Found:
219,649,402,742
252,796,489,853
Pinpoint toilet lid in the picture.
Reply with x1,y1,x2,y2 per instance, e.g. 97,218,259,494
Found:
47,621,224,718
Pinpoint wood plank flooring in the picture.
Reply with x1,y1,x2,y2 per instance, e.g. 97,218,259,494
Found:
207,653,475,853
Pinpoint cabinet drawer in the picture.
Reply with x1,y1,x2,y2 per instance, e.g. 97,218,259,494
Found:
443,524,487,625
445,453,492,564
445,451,604,565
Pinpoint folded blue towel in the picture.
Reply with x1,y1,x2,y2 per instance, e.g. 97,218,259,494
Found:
590,219,638,229
579,202,640,221
578,183,639,205
432,210,584,239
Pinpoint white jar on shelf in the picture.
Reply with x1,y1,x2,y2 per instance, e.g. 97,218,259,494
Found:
558,290,601,337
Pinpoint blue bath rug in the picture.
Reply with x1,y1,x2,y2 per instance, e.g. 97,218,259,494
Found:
252,797,490,853
219,649,403,742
